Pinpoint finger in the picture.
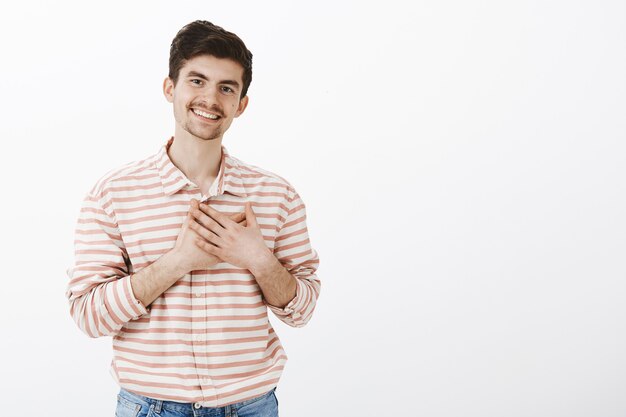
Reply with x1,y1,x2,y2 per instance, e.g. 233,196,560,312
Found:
195,237,220,256
245,202,258,227
189,215,223,246
199,203,237,229
229,210,246,222
191,206,226,237
230,211,247,228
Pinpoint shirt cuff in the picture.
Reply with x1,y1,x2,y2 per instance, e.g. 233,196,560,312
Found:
266,278,308,317
119,275,150,319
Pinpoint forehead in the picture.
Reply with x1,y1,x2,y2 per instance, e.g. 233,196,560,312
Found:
179,54,244,82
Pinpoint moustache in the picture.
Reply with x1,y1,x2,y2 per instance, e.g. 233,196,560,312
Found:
190,104,224,118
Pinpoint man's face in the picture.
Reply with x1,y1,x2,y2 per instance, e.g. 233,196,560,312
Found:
163,54,248,142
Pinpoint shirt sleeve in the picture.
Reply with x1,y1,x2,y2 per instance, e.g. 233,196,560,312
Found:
266,190,321,327
65,191,149,338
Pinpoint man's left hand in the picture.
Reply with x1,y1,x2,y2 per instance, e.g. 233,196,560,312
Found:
190,201,273,272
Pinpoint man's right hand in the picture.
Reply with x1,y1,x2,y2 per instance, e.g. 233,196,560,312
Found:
169,199,246,274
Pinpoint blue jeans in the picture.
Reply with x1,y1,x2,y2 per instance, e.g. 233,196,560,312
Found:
115,387,279,417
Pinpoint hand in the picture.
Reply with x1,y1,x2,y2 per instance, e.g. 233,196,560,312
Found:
190,201,273,272
169,199,246,274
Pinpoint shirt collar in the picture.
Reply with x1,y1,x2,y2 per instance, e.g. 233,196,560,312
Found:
154,137,247,198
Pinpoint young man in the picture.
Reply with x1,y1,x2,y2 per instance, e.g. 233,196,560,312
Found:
66,21,320,416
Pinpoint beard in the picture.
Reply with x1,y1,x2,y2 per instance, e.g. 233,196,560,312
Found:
184,120,223,141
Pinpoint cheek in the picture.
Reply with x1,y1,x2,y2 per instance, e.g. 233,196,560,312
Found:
175,89,191,104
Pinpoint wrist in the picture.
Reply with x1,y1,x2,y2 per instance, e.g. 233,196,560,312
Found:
248,249,279,278
162,249,190,277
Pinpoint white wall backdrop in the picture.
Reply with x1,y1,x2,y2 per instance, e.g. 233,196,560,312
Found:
0,0,624,416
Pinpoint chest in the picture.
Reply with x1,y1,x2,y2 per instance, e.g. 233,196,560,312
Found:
112,191,284,271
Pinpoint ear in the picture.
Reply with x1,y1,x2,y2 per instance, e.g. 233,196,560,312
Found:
163,77,174,103
235,95,249,118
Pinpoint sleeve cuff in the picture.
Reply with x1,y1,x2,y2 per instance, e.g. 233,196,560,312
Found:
266,278,308,317
109,275,150,321
125,275,150,317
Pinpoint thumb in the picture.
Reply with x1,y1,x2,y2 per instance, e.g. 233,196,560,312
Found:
245,202,258,227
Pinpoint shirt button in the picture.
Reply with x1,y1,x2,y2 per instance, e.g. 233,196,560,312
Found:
195,292,202,298
193,402,202,409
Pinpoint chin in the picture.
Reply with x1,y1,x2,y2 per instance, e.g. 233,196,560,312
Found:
193,134,221,141
185,126,223,141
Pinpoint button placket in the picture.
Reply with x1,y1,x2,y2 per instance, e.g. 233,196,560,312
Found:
191,270,216,405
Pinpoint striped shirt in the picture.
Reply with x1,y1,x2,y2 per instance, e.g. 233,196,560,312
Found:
65,137,321,407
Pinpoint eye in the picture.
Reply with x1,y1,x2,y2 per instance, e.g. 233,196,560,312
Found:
221,86,235,94
190,79,203,86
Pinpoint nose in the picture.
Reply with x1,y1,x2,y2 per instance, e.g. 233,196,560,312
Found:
198,85,220,106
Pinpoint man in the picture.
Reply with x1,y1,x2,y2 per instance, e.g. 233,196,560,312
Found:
66,20,320,416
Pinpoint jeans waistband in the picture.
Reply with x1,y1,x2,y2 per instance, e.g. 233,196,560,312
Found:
118,386,277,413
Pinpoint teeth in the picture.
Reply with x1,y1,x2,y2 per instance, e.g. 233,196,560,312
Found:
193,109,219,120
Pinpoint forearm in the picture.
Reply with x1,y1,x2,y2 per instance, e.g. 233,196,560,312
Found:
130,250,187,308
250,253,297,308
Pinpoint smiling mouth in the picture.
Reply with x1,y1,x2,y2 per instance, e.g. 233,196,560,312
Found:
192,108,221,121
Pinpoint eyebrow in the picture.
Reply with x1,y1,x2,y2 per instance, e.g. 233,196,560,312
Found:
186,71,240,88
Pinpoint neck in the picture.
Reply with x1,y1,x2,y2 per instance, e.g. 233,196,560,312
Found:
167,130,223,189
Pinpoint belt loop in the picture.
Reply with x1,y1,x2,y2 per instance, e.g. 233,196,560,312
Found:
154,399,163,414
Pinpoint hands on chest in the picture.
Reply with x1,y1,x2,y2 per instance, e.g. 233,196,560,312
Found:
132,199,295,309
174,198,274,273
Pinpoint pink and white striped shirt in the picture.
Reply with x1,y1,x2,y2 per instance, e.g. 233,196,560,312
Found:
65,137,321,407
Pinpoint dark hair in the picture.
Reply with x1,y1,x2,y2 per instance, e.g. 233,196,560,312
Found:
169,20,253,98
